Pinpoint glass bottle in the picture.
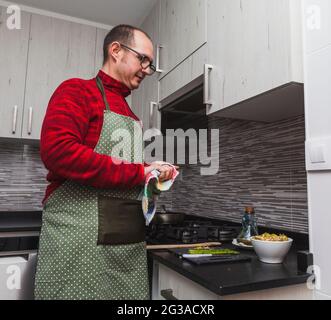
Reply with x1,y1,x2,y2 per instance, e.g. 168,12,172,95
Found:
237,207,259,243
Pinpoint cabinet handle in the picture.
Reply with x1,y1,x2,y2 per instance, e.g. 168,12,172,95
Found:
156,45,164,73
28,107,33,135
160,289,178,300
12,105,18,134
203,64,213,106
149,101,159,129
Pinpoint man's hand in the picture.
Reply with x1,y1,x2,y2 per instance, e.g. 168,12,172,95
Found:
144,161,179,182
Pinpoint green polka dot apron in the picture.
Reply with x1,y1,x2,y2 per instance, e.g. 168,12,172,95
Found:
34,76,149,300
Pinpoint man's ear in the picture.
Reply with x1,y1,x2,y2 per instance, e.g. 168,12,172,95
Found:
109,42,122,62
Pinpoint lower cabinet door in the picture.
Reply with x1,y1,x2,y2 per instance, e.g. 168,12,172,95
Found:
155,263,220,300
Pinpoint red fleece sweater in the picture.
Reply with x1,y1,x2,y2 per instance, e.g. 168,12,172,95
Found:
40,70,145,203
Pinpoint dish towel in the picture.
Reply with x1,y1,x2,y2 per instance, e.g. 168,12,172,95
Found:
142,164,179,226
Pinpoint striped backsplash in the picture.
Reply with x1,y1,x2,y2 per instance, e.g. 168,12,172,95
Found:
0,114,308,233
158,115,308,234
0,143,47,211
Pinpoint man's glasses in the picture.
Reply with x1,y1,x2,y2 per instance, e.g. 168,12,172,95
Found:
120,43,156,76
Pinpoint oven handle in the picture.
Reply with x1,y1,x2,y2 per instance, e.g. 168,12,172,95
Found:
0,250,37,260
160,289,178,300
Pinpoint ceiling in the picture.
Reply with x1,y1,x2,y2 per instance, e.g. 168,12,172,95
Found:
13,0,158,26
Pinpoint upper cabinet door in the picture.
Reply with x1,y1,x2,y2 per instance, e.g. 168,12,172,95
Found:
159,0,207,75
0,7,30,138
22,13,96,140
206,0,304,121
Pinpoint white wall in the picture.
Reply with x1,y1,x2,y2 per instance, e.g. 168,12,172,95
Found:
303,0,331,299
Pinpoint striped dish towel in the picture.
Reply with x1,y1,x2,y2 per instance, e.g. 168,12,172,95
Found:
142,164,179,225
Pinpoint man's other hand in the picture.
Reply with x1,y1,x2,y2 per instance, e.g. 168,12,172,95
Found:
144,161,179,182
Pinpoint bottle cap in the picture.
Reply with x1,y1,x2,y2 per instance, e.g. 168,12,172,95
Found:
245,206,255,214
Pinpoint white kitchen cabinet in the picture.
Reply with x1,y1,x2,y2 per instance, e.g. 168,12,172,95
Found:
206,0,304,121
21,13,96,140
132,1,161,138
157,0,304,122
159,44,208,105
153,262,313,300
0,7,30,139
155,262,220,300
159,0,207,75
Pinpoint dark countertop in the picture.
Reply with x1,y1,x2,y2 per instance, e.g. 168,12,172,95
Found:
0,211,42,232
149,243,311,296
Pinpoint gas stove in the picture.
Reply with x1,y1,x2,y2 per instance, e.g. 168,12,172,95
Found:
146,219,240,245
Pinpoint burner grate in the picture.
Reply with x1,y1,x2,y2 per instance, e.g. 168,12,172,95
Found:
146,220,240,244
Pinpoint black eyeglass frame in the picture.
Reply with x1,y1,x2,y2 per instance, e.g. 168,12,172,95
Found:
120,43,156,75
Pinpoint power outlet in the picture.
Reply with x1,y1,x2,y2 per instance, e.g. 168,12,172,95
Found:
306,137,331,171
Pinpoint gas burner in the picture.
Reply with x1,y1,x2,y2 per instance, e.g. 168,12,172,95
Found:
165,226,200,243
146,219,240,245
218,227,239,242
185,220,211,228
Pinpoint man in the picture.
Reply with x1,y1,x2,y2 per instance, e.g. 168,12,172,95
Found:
34,25,176,300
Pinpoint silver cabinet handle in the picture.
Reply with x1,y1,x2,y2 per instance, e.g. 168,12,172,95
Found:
149,101,159,129
160,289,178,300
12,105,18,134
203,64,213,106
28,107,33,135
156,45,164,73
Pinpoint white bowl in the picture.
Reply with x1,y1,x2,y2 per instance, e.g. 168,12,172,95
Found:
251,237,293,264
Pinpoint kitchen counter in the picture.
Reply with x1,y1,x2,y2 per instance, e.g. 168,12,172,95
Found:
0,211,42,233
149,243,311,297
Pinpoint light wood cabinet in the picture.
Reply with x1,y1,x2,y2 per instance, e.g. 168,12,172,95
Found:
157,0,304,123
22,13,96,140
0,7,30,139
159,43,208,105
159,0,207,75
0,9,108,141
206,0,304,122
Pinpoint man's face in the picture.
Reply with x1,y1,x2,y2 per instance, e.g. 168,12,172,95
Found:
117,31,154,90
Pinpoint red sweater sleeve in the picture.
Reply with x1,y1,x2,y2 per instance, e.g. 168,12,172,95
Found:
40,80,145,189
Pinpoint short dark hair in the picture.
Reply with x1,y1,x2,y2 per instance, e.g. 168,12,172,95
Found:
103,24,152,65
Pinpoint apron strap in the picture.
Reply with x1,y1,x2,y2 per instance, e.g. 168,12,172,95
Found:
96,76,111,112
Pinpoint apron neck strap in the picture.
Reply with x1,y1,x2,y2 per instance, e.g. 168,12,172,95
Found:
96,76,111,112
